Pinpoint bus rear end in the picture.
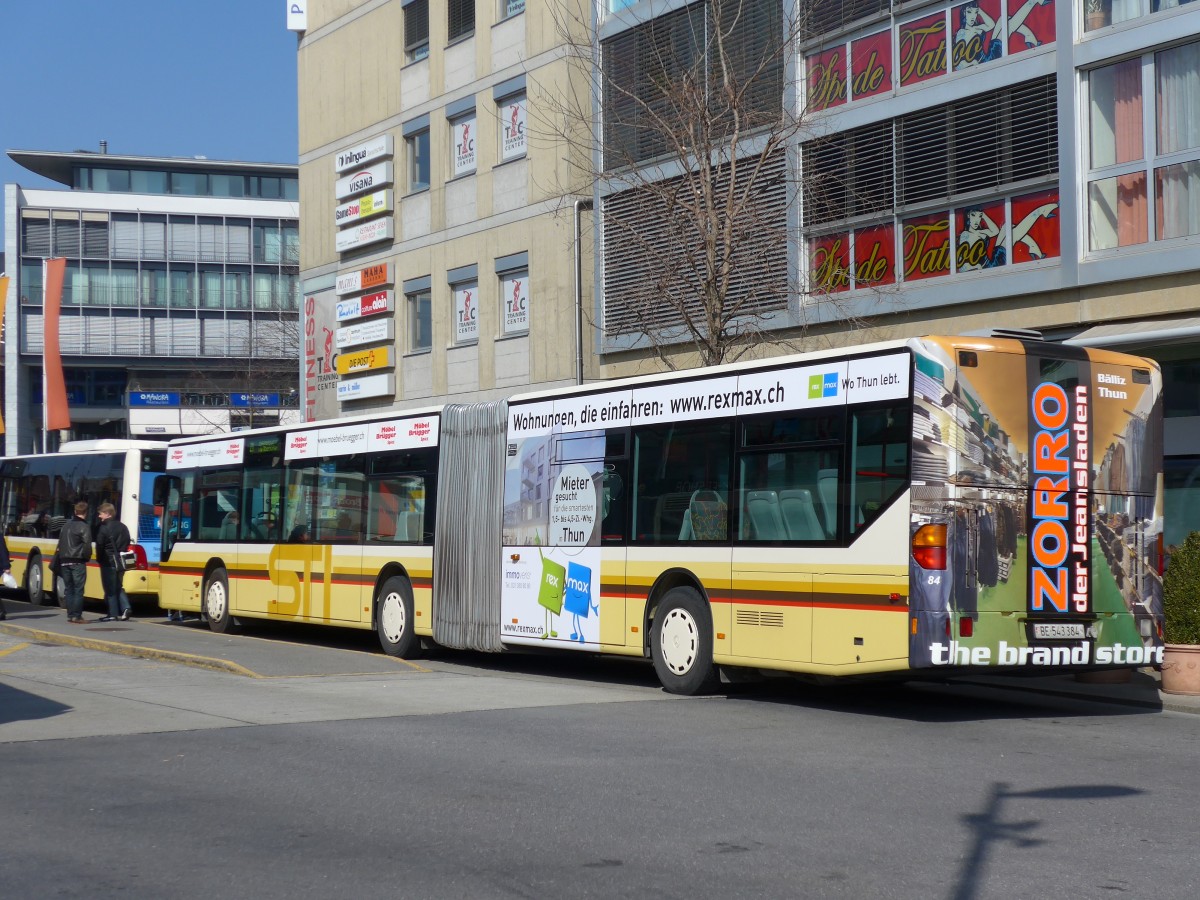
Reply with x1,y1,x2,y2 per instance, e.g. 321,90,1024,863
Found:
908,335,1163,673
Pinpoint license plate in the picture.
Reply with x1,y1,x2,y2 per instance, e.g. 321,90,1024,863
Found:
1032,622,1085,640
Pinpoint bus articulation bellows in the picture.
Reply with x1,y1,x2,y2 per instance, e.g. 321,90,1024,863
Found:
157,335,1163,693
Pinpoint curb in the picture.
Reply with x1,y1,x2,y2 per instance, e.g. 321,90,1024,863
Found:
0,621,261,678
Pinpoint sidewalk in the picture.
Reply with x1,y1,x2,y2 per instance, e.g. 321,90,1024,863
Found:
2,596,1198,711
0,597,427,679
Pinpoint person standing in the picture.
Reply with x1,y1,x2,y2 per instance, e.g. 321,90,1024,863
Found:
59,501,93,624
0,531,11,620
95,502,133,622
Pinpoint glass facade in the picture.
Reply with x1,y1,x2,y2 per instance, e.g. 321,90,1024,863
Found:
74,165,298,200
18,209,298,311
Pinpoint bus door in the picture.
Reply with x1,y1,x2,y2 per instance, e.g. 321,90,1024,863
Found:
271,459,363,623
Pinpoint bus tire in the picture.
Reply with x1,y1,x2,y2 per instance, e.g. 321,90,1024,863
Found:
376,575,420,658
651,586,717,696
203,567,234,634
25,552,47,605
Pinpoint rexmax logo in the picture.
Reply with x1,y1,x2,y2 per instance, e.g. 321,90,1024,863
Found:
808,372,839,400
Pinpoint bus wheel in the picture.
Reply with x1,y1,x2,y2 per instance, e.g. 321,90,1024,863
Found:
25,553,47,605
204,568,234,634
651,586,717,696
377,575,419,658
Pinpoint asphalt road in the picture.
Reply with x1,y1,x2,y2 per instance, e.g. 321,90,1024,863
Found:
1,631,1198,899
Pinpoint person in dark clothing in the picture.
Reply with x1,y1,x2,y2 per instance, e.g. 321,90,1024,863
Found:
59,501,93,624
95,501,133,622
0,532,11,620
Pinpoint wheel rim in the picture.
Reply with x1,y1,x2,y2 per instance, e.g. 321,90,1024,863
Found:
380,590,406,644
29,563,41,597
659,607,699,676
206,579,227,622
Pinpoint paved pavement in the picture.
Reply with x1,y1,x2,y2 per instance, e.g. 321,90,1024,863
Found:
3,594,1198,713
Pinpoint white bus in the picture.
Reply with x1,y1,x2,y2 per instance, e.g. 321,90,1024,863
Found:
158,335,1164,693
0,440,168,606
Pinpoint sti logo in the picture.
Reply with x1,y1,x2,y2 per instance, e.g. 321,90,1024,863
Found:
808,372,839,400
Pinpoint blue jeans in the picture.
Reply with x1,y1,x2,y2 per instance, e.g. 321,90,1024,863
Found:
100,565,131,619
60,564,88,618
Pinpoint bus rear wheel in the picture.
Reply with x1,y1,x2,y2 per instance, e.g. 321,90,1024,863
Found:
651,586,717,696
25,553,48,605
204,567,234,633
377,575,420,658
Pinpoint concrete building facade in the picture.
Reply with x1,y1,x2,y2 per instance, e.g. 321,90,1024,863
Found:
3,150,301,452
295,0,591,422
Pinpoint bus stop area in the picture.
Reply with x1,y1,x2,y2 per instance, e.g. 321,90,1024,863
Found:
2,593,1198,712
0,595,425,679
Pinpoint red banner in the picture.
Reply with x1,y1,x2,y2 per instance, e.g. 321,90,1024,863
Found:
854,224,896,287
42,258,72,431
1011,189,1060,263
903,213,951,281
851,31,892,100
955,201,1008,271
809,234,851,293
898,13,947,87
807,47,847,111
1009,0,1055,55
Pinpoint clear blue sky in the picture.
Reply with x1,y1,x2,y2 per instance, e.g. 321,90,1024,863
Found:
0,0,299,254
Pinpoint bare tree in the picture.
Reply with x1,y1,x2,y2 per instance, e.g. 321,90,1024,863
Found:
536,0,877,370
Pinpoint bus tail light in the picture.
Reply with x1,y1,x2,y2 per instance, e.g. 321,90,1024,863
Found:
1157,533,1165,576
130,544,149,570
959,616,973,638
912,524,947,570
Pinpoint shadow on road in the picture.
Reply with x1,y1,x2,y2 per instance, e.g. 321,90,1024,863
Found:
0,682,72,726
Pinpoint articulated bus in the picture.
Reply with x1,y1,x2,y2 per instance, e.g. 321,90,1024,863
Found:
0,440,168,606
158,334,1164,693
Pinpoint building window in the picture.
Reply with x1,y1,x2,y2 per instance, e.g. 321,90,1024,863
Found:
1087,42,1200,251
405,0,429,61
407,129,430,192
452,280,479,344
450,113,477,177
499,94,527,161
602,0,783,168
1082,0,1193,33
500,267,529,335
449,0,474,42
409,290,432,351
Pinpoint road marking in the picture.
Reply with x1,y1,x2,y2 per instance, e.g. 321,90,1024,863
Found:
0,642,31,657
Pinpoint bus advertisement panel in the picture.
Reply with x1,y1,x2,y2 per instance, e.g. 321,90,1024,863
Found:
908,337,1163,671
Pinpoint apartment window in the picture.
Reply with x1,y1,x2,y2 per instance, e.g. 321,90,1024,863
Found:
1083,0,1196,32
1087,43,1200,250
407,129,431,192
498,93,527,161
452,280,479,344
405,0,429,61
404,275,433,353
449,0,474,41
450,111,477,177
409,290,432,352
496,252,529,335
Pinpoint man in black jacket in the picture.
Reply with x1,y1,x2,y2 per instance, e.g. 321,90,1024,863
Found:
59,501,93,624
95,502,133,622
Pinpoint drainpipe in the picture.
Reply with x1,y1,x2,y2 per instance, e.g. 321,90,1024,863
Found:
574,198,593,386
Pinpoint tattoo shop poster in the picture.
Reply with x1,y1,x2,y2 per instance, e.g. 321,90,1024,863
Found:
501,430,604,649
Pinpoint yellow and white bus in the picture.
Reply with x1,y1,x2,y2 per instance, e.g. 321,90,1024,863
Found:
159,334,1164,693
0,440,168,606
